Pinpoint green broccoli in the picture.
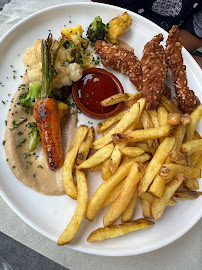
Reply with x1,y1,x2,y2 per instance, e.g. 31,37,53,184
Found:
87,16,109,43
19,81,42,108
26,122,40,151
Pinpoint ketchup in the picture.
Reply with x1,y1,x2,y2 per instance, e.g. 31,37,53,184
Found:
77,73,118,114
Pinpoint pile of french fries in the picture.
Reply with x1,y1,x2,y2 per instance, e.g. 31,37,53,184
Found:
57,92,202,245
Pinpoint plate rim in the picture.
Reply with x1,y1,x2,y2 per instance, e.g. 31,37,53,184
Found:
0,1,202,257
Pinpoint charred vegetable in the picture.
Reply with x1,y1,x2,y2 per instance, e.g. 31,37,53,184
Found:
33,34,67,171
87,16,109,43
26,122,40,152
19,81,42,108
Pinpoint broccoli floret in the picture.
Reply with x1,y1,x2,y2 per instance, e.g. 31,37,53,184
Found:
87,16,109,43
26,122,41,151
19,81,42,108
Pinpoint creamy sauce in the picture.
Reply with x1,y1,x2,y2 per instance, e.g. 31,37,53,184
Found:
117,39,134,52
4,75,77,196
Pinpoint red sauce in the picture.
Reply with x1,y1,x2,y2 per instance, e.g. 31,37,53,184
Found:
77,73,118,114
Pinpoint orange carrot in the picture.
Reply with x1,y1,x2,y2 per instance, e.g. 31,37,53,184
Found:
34,98,64,170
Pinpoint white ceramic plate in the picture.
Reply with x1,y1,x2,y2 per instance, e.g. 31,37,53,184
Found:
0,3,202,256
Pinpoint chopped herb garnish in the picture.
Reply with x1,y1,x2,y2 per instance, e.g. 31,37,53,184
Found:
37,165,43,169
2,140,6,145
12,166,16,169
2,101,5,105
18,131,23,135
6,158,8,162
32,173,36,177
5,120,7,126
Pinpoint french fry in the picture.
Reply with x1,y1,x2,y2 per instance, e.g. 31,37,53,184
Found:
76,127,95,165
148,109,159,128
92,98,146,149
157,106,168,127
140,136,175,194
139,192,176,206
183,178,199,190
141,110,157,155
121,190,137,222
78,143,114,170
194,153,202,168
87,219,154,242
125,92,143,107
57,170,88,245
135,142,152,153
86,159,135,221
159,164,201,179
97,110,127,134
112,125,172,144
102,180,125,207
103,162,145,226
101,93,128,106
102,158,113,180
119,147,145,157
186,104,202,141
167,113,181,125
63,125,88,199
149,174,166,198
181,139,202,156
132,153,151,163
173,190,202,200
141,198,152,218
161,95,180,114
90,163,102,172
109,143,125,174
169,150,187,164
151,174,184,220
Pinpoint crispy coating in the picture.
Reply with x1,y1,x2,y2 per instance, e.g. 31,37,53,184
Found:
95,40,143,90
140,33,168,110
165,25,200,114
163,84,171,99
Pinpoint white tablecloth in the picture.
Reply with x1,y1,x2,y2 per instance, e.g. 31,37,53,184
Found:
0,1,201,269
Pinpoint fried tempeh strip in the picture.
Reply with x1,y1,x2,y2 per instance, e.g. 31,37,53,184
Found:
140,34,168,110
95,40,143,90
165,25,200,114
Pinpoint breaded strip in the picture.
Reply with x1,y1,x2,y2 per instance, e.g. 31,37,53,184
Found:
95,40,143,90
165,25,200,114
140,34,168,110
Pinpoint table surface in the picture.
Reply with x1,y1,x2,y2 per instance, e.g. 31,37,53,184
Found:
0,1,201,270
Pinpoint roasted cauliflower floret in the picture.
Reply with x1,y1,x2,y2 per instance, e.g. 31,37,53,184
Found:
61,24,84,42
107,12,132,44
23,39,83,89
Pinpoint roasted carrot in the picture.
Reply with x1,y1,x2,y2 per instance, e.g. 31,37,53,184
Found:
33,34,67,170
34,98,63,170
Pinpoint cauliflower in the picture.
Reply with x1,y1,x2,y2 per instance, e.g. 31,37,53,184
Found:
107,12,132,44
61,24,84,42
22,39,83,89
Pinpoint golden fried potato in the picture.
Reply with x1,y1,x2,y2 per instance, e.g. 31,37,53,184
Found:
140,136,175,194
86,159,134,221
159,164,201,179
102,180,125,207
181,139,202,156
167,113,181,125
101,94,128,107
186,105,202,141
103,162,145,226
112,125,172,144
78,143,114,170
161,95,180,114
121,190,137,222
183,178,199,190
63,125,88,199
87,219,154,242
101,158,113,180
173,190,202,200
141,198,152,218
76,127,95,165
149,174,166,198
92,98,146,149
119,147,145,157
57,170,88,245
151,174,184,220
